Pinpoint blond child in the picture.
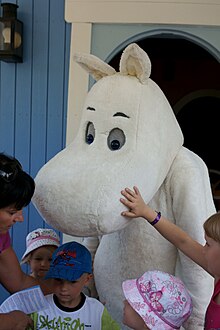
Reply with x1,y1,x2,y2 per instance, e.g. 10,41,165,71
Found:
122,270,192,330
21,228,60,280
120,186,220,329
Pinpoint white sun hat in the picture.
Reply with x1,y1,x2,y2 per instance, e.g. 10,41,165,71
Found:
122,270,193,330
21,228,60,261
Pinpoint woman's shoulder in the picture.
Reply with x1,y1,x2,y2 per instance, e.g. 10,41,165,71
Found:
213,278,220,305
214,277,220,287
0,231,10,253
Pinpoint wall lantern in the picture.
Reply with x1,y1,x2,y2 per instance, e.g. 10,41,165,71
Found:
0,3,23,63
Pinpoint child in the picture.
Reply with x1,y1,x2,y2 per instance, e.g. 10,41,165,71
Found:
120,186,220,329
21,228,60,280
31,241,120,329
122,270,192,330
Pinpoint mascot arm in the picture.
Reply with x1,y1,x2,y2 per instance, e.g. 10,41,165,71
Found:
169,150,215,330
82,236,100,298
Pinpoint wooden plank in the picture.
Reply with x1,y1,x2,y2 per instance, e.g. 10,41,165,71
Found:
30,0,50,176
65,0,220,26
0,64,16,154
47,0,66,160
0,0,68,303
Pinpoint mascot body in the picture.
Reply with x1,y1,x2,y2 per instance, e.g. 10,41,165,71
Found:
33,44,215,329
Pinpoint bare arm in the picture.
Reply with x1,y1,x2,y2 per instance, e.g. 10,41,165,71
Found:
120,186,208,272
0,246,53,295
0,311,33,330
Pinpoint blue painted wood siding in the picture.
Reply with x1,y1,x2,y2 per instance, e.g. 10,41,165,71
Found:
0,0,70,302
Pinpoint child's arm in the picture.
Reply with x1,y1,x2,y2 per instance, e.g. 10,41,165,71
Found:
120,186,208,272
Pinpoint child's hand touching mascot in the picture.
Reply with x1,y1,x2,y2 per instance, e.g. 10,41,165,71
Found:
33,43,216,329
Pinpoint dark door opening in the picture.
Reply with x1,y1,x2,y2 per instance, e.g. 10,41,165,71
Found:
109,37,220,209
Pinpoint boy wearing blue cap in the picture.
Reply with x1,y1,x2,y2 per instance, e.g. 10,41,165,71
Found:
31,241,120,329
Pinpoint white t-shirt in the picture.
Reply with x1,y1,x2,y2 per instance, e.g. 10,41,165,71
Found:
31,293,120,330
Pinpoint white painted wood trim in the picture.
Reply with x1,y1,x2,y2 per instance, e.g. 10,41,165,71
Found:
66,23,92,145
65,1,220,26
64,24,92,243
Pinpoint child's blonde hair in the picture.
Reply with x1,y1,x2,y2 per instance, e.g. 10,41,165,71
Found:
21,245,57,265
21,228,60,264
203,212,220,243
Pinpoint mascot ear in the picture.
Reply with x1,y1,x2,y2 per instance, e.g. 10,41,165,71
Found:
73,52,116,81
119,43,151,84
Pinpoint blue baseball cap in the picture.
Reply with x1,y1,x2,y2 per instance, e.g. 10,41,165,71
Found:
45,241,92,281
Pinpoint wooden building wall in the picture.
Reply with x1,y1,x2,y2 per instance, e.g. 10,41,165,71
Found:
0,0,70,302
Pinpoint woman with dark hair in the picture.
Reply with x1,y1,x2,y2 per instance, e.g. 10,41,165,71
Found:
0,153,47,329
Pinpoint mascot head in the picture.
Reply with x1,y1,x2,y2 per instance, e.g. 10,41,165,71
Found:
33,43,183,236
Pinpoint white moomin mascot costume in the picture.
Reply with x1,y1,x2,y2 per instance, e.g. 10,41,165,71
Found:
33,44,216,329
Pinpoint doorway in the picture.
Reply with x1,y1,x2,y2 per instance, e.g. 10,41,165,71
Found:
108,36,220,209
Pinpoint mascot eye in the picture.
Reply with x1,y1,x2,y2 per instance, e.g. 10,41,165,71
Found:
107,128,125,151
85,122,95,144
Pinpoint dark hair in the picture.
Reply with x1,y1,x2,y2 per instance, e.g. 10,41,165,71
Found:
203,212,220,244
0,153,35,209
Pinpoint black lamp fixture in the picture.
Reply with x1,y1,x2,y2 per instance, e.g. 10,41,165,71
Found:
0,2,23,63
